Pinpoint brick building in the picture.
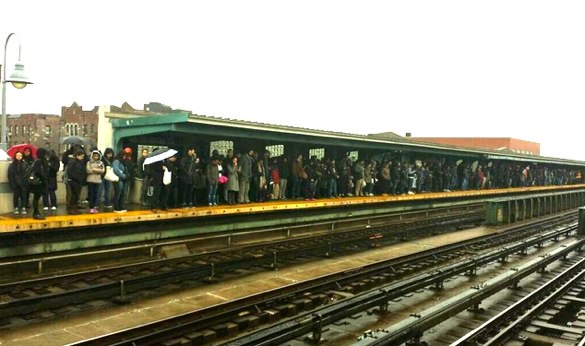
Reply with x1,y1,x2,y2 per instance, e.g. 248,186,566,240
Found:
411,137,540,156
4,113,60,149
60,102,99,149
4,102,99,155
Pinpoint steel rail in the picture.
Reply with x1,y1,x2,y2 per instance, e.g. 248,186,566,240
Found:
452,257,585,345
355,238,585,346
230,224,580,346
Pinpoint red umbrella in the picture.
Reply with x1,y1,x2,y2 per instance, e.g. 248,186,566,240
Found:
6,143,38,160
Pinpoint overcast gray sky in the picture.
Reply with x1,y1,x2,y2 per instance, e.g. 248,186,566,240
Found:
3,1,584,160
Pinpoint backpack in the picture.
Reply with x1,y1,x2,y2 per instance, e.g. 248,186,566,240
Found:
26,161,41,186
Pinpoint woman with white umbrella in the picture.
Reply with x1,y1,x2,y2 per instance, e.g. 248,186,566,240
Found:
144,148,177,212
149,159,168,213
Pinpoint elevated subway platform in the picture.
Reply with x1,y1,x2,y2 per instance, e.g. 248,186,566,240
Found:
1,185,584,235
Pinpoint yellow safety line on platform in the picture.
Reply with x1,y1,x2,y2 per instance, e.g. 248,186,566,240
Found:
0,184,583,233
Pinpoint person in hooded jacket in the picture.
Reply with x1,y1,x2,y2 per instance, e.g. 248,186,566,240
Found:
100,148,115,209
8,151,29,215
86,150,105,213
30,148,50,220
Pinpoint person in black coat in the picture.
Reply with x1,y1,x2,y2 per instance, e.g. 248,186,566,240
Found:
149,160,167,212
29,148,50,220
65,149,87,215
165,155,179,207
179,147,199,207
45,149,60,211
8,151,29,215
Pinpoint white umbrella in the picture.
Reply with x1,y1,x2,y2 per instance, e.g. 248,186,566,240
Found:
143,148,178,167
0,149,11,161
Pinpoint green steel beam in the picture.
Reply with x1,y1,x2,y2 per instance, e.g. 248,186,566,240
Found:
111,113,190,128
0,199,479,258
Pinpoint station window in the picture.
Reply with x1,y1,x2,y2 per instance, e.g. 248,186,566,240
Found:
91,124,95,134
265,144,284,157
15,126,19,136
309,148,325,160
209,140,234,157
137,145,166,161
83,124,88,136
22,125,27,135
28,125,32,135
45,126,51,136
347,150,359,161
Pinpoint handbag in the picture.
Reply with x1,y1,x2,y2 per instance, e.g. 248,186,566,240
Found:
26,162,41,186
218,175,228,184
104,166,119,182
28,173,41,186
163,169,172,185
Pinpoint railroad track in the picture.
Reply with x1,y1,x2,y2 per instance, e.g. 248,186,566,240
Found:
0,204,483,281
451,255,585,345
0,206,483,328
355,237,585,345
69,213,578,345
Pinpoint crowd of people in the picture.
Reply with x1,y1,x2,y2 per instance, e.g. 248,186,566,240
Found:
7,145,584,220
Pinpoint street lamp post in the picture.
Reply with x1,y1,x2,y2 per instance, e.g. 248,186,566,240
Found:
1,32,33,150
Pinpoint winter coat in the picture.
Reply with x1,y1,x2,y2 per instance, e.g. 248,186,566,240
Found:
205,162,220,186
47,154,60,190
226,163,239,192
179,155,198,185
86,151,105,184
8,159,29,190
112,159,128,181
239,153,253,179
28,158,50,193
67,158,87,188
